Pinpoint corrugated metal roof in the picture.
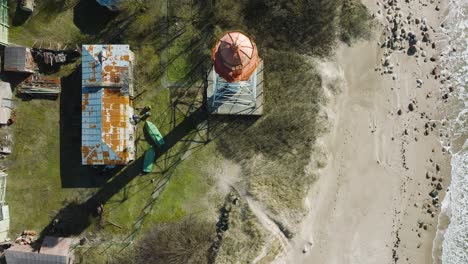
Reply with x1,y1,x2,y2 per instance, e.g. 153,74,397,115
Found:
82,44,133,89
81,45,135,165
4,46,37,73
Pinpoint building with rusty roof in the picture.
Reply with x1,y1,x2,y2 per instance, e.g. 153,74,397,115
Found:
81,44,135,165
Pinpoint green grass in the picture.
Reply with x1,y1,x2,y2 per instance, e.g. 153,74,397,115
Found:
5,0,218,260
166,29,193,83
6,99,76,234
8,0,85,46
4,0,372,262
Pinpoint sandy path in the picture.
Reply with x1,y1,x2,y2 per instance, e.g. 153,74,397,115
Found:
275,0,452,263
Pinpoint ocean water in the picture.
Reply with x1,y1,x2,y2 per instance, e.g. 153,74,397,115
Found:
437,0,468,263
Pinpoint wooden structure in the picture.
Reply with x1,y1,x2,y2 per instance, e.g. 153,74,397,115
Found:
0,81,13,125
17,75,61,97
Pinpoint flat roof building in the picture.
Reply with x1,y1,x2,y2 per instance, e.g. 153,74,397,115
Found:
5,236,73,264
81,45,135,165
3,46,37,73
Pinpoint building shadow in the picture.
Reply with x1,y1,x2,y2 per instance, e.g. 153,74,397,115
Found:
73,0,117,35
43,67,260,245
42,104,209,238
59,66,113,188
41,155,144,238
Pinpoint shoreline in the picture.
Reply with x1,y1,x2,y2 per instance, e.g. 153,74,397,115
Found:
275,0,453,263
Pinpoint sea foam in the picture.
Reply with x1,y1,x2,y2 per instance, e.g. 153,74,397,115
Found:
437,0,468,263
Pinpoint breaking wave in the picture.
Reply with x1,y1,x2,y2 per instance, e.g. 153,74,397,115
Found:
435,0,468,263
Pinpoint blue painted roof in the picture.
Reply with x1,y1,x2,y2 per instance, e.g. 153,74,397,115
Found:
82,87,122,164
96,0,122,7
81,45,135,165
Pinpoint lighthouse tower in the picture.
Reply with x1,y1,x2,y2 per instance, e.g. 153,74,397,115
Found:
207,31,264,115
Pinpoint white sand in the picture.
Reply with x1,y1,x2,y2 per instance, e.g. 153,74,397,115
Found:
274,0,452,263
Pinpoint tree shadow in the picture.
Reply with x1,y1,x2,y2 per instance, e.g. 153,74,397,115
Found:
41,155,144,238
73,0,117,35
42,105,209,239
46,65,258,242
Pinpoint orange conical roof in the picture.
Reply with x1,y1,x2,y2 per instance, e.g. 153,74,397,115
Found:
212,31,260,83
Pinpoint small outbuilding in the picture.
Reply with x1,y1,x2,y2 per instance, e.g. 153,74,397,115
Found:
81,44,136,165
0,81,13,125
5,236,73,264
3,46,37,73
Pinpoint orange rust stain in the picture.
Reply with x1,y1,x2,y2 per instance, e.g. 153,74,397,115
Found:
82,146,97,164
120,55,130,61
102,65,126,84
101,88,131,162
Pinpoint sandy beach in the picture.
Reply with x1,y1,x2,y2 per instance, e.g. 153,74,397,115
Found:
275,0,453,263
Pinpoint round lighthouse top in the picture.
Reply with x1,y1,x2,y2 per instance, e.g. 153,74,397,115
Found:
212,31,260,82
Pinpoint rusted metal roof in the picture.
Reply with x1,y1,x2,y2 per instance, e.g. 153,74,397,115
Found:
81,45,135,165
17,74,61,96
82,44,133,92
212,31,260,83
